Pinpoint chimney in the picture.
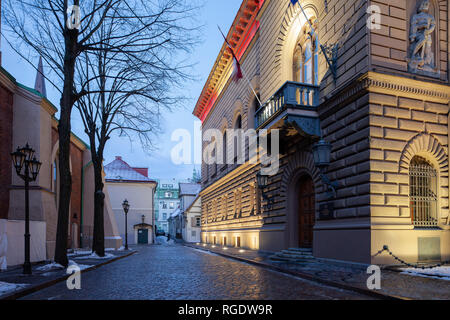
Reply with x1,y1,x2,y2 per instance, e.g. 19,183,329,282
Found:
115,156,122,160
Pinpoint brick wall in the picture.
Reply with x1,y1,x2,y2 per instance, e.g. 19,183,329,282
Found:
0,84,13,219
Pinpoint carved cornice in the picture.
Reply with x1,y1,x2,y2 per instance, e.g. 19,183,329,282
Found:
319,71,450,117
363,71,450,103
193,0,263,121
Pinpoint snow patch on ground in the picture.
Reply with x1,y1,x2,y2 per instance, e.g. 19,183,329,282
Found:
401,266,450,281
68,249,92,257
190,248,220,257
36,262,65,271
106,246,125,251
0,281,28,295
156,236,175,246
37,260,92,275
68,260,91,270
75,252,115,260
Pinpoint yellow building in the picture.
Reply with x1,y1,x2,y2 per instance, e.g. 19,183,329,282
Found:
193,0,450,264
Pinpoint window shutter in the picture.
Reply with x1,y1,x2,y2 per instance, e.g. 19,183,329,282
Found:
191,217,196,226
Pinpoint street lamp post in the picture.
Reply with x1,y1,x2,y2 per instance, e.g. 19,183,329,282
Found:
10,143,42,275
122,199,130,250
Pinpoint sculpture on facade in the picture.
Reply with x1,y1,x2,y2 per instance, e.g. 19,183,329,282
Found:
408,0,436,73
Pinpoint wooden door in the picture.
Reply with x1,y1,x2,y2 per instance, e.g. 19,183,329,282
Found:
138,229,148,244
298,175,315,248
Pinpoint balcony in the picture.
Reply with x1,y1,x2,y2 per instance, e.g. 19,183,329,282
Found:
255,81,320,136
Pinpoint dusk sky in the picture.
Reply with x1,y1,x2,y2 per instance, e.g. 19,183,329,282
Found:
1,0,242,181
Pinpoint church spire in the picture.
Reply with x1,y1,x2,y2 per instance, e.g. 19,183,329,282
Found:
34,56,47,97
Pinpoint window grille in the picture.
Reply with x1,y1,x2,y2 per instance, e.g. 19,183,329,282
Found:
409,156,438,227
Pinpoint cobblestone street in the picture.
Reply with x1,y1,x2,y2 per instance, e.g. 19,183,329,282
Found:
22,245,373,300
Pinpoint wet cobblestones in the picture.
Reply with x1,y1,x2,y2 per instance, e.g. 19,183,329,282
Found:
23,245,373,300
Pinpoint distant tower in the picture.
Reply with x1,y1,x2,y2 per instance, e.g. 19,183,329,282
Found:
192,167,201,183
34,56,47,97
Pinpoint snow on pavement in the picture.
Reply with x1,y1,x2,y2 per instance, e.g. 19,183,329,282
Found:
75,252,115,260
401,266,450,281
36,262,65,271
0,281,28,296
156,236,175,246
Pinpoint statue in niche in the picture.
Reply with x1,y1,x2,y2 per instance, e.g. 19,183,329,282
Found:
408,0,436,73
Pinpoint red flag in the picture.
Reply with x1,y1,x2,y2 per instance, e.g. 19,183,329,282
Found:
218,26,243,82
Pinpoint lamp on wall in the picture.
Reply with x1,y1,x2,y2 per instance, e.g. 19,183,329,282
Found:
256,172,275,210
312,139,339,198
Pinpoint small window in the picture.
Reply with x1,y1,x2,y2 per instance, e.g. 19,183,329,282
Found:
223,236,227,246
409,156,438,227
195,217,201,227
191,230,196,237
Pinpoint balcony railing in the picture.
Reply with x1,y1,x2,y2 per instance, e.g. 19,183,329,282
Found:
255,81,320,129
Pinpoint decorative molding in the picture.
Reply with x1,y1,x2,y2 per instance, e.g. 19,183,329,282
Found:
274,1,322,79
319,71,450,116
399,132,449,174
279,150,322,197
193,0,262,121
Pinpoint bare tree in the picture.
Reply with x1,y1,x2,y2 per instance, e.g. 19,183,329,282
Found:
2,0,200,265
74,1,199,256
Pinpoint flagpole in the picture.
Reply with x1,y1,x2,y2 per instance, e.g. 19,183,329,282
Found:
242,69,263,108
218,25,263,108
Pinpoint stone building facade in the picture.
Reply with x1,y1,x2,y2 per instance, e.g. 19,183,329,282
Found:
194,0,450,264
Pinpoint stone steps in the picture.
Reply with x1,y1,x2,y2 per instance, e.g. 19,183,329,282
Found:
269,248,314,263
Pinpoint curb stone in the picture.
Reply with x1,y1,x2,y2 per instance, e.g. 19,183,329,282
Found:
185,244,405,300
0,250,136,300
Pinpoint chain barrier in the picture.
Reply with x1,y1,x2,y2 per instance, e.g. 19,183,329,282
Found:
374,245,450,269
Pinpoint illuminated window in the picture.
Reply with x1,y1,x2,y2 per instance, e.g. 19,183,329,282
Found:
293,20,319,85
409,156,438,227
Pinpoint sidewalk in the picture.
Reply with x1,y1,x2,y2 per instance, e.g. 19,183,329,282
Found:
186,243,450,300
0,248,136,300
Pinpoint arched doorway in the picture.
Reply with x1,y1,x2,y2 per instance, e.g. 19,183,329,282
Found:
297,175,315,248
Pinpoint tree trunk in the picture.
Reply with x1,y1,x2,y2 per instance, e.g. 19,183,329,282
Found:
92,157,105,256
54,29,78,267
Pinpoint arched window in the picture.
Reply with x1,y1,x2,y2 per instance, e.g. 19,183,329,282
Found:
248,94,260,129
409,156,438,227
233,115,242,164
222,131,227,170
293,20,319,85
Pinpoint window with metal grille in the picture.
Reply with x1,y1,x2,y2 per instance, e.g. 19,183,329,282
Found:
409,156,438,227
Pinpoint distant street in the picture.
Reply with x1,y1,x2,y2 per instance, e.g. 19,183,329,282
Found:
23,244,372,300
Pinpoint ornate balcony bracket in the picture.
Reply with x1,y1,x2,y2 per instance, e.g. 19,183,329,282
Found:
284,115,321,138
